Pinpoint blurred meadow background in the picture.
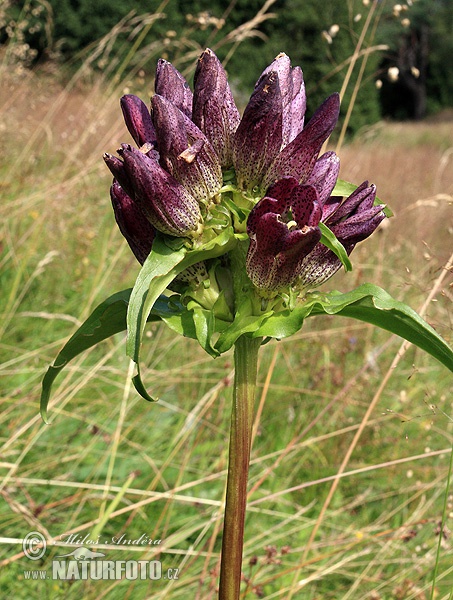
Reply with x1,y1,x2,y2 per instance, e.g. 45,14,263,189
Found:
1,0,452,598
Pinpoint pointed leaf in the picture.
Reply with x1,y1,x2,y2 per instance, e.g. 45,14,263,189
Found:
126,235,188,364
40,289,152,422
127,229,237,399
252,284,453,372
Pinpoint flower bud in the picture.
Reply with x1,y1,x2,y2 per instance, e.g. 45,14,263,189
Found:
257,53,306,147
118,144,202,237
155,59,193,118
120,94,157,148
110,180,155,264
103,152,134,199
192,48,241,168
298,182,386,289
233,70,283,191
151,94,222,205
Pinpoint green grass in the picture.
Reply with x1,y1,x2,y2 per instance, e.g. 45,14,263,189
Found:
1,41,453,600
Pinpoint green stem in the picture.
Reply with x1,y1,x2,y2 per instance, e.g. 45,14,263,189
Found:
219,334,262,600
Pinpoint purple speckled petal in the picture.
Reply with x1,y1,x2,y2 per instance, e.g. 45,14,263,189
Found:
258,177,301,217
103,152,134,199
256,53,306,148
246,211,321,291
233,70,283,190
155,59,193,118
326,181,374,224
120,94,156,148
297,244,344,289
297,182,386,289
290,185,322,227
119,144,202,237
151,94,222,204
321,195,343,222
305,151,340,207
331,206,386,246
288,66,306,143
110,179,155,264
263,93,340,189
256,53,292,147
192,48,240,168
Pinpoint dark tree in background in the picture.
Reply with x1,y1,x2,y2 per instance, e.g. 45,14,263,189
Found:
378,0,453,120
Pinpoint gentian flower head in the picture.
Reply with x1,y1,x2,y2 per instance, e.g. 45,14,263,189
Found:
103,49,386,304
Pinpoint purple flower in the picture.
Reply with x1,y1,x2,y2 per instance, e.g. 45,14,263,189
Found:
151,94,222,205
246,175,386,293
115,144,202,237
192,48,241,168
104,48,384,290
110,180,155,265
155,58,193,118
120,94,157,149
233,52,340,191
246,178,322,292
297,182,386,289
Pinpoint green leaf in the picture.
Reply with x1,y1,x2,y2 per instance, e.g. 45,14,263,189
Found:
253,284,453,372
40,289,132,422
126,235,188,365
39,290,189,420
319,222,352,272
38,290,136,421
126,228,237,399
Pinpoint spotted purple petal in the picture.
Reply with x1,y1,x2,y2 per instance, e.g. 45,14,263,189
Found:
298,182,386,289
155,59,193,118
287,65,306,143
305,151,340,207
233,70,283,190
263,93,340,189
192,48,241,168
327,183,385,251
118,144,202,237
103,152,134,199
257,53,306,148
326,181,375,223
151,94,222,205
120,94,157,148
110,179,155,264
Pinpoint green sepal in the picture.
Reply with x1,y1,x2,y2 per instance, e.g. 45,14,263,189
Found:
185,300,219,357
214,298,273,354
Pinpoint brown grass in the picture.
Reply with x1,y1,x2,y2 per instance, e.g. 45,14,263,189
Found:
1,62,452,599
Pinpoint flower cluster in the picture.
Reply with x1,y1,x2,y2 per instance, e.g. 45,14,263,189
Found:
104,49,386,299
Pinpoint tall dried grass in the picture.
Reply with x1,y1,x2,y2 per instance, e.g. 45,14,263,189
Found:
1,2,452,599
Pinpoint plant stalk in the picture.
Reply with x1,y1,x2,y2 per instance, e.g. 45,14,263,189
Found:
219,334,262,600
